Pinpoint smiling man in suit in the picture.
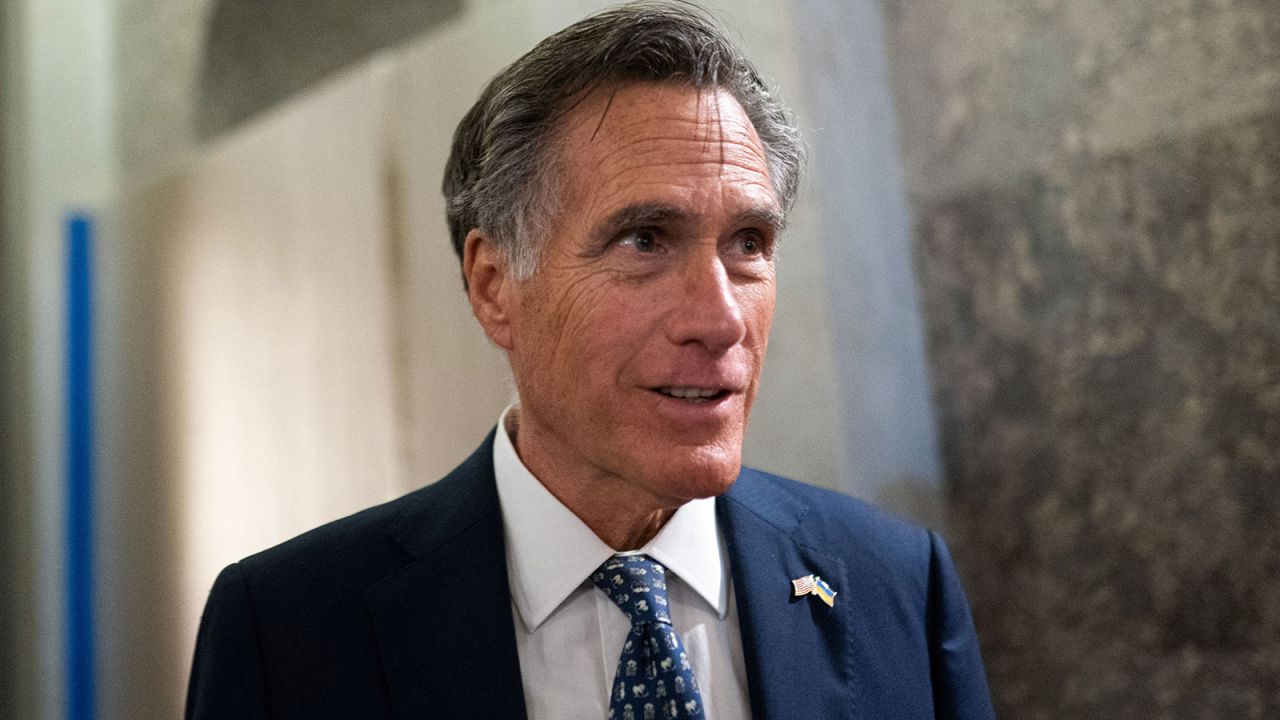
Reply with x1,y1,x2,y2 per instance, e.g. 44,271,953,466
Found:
185,3,996,719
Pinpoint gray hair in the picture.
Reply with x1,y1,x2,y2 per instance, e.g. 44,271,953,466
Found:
442,1,804,281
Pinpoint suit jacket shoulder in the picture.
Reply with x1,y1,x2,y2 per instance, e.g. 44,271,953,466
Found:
719,467,996,720
234,438,493,599
186,432,527,719
727,466,934,568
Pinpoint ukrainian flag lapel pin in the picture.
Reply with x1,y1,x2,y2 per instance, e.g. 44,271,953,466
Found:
791,574,837,607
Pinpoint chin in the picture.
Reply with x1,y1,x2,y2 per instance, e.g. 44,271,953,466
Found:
655,447,742,501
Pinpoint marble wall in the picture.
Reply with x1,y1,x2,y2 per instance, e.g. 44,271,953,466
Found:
884,0,1280,717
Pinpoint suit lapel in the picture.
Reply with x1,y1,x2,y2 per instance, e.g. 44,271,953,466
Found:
719,469,859,720
365,433,529,719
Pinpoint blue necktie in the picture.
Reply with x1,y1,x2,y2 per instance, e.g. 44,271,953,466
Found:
592,555,707,720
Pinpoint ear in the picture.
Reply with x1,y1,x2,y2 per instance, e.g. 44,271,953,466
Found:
463,229,515,350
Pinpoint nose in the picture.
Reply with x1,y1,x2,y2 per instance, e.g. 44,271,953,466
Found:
666,253,747,354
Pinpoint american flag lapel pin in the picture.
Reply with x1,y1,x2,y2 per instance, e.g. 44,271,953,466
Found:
791,573,837,607
791,574,815,597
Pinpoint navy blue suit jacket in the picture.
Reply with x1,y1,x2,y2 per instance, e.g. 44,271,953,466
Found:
186,432,995,719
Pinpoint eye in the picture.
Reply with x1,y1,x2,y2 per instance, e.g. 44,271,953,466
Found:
617,227,663,254
733,230,771,258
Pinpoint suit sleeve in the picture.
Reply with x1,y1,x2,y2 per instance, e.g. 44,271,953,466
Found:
926,530,997,720
185,563,270,720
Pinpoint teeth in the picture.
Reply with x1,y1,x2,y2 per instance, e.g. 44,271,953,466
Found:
661,386,721,399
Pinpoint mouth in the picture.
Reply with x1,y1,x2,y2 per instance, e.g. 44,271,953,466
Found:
651,386,733,403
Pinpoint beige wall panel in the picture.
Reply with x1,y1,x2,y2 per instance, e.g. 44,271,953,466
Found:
105,64,409,717
166,64,404,612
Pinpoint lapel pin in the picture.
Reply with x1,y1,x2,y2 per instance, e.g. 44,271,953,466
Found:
791,574,837,607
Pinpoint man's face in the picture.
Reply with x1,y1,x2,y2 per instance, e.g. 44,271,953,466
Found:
495,83,780,508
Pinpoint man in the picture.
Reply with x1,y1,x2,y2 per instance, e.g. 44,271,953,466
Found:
186,3,996,719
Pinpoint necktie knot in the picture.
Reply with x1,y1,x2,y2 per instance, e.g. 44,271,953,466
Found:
591,554,673,626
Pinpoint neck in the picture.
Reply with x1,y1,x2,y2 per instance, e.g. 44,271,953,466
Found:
507,407,681,551
590,506,676,551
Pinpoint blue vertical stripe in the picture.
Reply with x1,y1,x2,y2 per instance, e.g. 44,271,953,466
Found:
65,212,95,720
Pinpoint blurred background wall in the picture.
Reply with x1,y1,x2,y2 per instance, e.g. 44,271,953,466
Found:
884,0,1280,716
0,0,1275,718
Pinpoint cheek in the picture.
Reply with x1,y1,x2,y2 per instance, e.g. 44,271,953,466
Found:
560,286,674,393
566,289,652,364
743,282,777,344
519,274,629,371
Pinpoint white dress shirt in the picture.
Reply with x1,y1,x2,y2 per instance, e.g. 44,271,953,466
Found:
493,407,754,719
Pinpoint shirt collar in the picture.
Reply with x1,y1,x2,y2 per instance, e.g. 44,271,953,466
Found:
492,405,730,633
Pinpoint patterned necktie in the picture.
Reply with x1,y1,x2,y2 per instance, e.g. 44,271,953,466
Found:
592,554,707,720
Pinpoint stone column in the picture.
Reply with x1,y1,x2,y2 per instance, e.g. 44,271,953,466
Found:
884,0,1280,716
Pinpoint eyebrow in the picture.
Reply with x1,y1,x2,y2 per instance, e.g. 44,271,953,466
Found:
587,202,786,253
735,206,787,233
